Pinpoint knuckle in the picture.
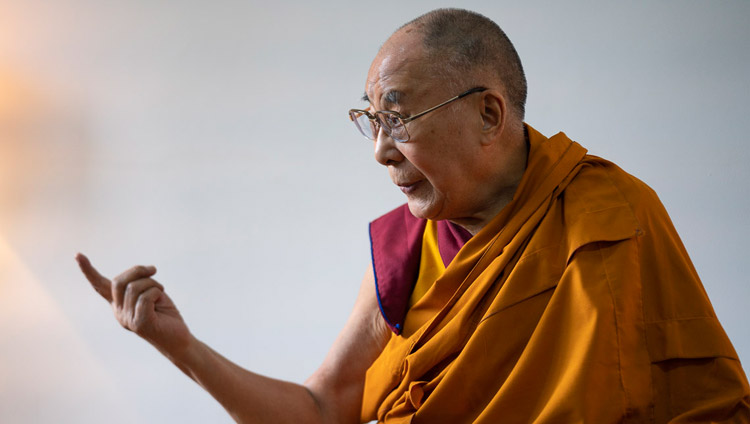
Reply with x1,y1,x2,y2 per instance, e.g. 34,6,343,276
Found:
144,278,161,292
112,277,128,291
123,283,136,300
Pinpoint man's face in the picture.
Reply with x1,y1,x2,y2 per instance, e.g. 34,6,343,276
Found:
364,31,487,223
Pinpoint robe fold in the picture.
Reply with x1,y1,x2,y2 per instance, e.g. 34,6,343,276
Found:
363,125,750,423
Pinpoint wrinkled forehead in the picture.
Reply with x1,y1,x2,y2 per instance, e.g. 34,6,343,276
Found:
364,30,438,108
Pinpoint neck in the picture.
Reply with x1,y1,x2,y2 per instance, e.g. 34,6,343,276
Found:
450,125,530,236
448,192,515,236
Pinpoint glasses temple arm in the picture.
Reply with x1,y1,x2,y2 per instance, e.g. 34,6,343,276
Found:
401,87,486,124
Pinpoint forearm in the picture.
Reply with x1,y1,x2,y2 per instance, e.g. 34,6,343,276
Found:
75,256,347,423
169,336,324,424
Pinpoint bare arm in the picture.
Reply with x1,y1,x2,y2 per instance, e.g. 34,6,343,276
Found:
305,265,391,422
76,253,389,424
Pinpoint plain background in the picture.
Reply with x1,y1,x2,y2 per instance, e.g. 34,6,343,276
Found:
1,1,748,422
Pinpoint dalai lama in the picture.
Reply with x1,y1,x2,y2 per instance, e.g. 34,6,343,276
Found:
77,8,750,423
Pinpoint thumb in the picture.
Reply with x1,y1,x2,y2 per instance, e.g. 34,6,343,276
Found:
75,253,113,302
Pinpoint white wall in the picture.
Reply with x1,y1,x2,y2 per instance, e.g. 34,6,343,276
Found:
0,1,747,422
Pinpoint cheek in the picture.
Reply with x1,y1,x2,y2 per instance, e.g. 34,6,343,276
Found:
402,120,471,184
402,145,451,182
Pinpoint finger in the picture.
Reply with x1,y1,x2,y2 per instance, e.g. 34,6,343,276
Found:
75,253,113,302
123,277,164,317
112,265,157,308
132,286,163,334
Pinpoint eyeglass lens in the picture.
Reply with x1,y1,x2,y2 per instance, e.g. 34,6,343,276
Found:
351,111,377,139
350,111,409,142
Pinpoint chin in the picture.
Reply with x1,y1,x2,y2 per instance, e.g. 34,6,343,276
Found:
406,199,440,220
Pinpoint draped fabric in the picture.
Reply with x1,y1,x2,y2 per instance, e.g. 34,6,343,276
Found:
370,207,472,334
408,221,447,309
362,125,750,423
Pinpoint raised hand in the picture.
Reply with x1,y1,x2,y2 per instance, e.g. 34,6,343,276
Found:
76,253,193,359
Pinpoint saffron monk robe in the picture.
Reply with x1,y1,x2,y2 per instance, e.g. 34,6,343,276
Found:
76,7,750,424
363,124,750,423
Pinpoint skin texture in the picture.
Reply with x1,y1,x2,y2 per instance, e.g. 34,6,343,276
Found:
76,24,528,423
77,252,389,424
367,27,527,235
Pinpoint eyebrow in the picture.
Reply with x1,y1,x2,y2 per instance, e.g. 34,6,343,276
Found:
381,90,404,107
361,90,405,108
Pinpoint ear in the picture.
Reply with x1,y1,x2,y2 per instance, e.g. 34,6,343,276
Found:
478,90,507,145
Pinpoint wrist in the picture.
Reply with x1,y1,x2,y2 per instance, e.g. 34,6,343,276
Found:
164,336,218,384
156,332,202,368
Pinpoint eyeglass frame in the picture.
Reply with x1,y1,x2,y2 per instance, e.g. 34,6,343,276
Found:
348,86,487,143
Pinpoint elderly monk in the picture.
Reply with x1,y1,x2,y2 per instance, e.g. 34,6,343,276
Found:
76,8,750,424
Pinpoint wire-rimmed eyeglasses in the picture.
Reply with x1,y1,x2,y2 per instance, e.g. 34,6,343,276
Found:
348,86,487,143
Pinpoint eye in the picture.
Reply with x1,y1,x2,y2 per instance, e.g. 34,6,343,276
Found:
382,113,401,129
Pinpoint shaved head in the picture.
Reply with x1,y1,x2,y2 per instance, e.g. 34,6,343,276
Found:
397,8,527,119
362,9,530,232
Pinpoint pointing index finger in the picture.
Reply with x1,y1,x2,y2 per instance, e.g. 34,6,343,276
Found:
75,253,113,302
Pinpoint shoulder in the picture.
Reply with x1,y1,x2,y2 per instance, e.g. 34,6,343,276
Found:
565,155,662,217
557,156,648,263
569,156,681,240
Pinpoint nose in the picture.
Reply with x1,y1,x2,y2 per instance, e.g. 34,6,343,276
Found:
374,128,404,166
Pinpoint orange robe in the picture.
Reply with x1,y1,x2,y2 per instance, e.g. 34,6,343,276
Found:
362,125,750,423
